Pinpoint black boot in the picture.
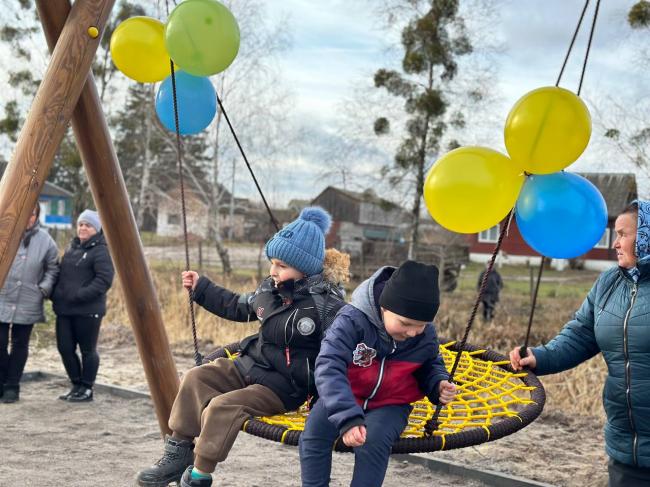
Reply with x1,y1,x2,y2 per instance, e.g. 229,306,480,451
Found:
0,383,4,400
136,436,194,487
68,386,93,402
180,466,212,487
2,385,19,403
59,383,82,401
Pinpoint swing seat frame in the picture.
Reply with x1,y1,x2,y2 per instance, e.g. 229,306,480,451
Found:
203,339,545,453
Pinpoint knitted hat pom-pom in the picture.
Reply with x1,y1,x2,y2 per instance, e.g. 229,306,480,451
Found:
299,207,332,235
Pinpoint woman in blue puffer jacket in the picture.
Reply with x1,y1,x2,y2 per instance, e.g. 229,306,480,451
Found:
510,200,650,486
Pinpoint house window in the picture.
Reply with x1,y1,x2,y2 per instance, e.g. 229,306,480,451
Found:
594,228,611,249
168,214,180,225
58,199,66,216
478,225,499,243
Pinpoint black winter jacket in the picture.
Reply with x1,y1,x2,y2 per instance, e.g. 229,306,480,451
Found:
194,274,345,410
52,233,115,317
478,269,503,301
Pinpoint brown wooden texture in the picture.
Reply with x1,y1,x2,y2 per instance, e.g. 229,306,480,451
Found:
0,0,114,287
36,0,179,435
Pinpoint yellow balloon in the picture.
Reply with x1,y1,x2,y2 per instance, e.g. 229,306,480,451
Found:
424,147,524,234
110,17,171,83
504,86,591,174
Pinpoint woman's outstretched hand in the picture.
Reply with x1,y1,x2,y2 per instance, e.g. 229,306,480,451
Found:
509,347,537,371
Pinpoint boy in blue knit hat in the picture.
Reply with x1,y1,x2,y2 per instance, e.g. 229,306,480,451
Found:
136,207,348,487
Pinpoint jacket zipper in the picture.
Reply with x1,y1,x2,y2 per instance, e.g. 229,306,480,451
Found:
283,309,298,366
75,252,87,266
623,282,638,465
362,340,396,410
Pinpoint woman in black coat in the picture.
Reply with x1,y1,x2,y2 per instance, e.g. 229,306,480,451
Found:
52,209,114,402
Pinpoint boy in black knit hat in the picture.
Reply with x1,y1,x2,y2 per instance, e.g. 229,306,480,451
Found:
299,260,456,487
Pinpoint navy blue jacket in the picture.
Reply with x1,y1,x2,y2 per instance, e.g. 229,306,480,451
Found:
315,266,449,434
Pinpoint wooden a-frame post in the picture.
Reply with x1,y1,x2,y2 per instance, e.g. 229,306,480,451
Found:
0,0,180,436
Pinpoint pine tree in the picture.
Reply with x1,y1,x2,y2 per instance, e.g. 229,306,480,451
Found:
374,0,472,258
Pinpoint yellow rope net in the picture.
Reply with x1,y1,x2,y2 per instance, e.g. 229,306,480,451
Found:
243,341,542,450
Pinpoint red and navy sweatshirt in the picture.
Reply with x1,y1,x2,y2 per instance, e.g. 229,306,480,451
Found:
315,266,449,434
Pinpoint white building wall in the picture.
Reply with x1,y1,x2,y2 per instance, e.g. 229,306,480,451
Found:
157,199,209,238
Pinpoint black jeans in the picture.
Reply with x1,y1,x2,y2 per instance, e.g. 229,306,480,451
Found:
0,322,34,386
609,459,650,486
481,299,496,321
56,315,102,388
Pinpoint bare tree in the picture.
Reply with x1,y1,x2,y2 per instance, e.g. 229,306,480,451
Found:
197,0,292,274
313,0,501,230
588,3,650,197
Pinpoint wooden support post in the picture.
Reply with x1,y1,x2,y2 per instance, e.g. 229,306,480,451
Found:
0,0,114,287
35,0,179,436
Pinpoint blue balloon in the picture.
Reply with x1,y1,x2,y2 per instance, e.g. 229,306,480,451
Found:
155,71,216,135
515,172,608,258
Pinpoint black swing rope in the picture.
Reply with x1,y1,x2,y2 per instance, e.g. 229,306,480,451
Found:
425,210,514,433
215,95,280,232
169,61,202,367
167,73,281,365
520,0,601,356
162,0,279,233
164,0,279,365
429,0,602,429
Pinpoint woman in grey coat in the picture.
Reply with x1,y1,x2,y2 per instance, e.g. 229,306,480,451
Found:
510,200,650,486
0,205,59,403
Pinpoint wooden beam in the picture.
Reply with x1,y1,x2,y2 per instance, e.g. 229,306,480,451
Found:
35,0,179,436
0,0,114,286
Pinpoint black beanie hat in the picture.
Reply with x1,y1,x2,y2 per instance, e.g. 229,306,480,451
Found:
378,260,440,322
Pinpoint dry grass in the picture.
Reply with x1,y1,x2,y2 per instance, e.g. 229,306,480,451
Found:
103,261,608,419
105,262,260,349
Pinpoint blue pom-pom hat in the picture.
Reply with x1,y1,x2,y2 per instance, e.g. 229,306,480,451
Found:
265,206,332,276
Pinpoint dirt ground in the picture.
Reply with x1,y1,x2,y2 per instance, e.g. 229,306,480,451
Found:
1,339,609,487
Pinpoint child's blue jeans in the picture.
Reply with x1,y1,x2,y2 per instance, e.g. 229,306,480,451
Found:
299,399,412,487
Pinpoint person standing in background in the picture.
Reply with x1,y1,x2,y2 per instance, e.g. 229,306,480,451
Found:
52,209,114,402
0,204,59,403
478,262,503,321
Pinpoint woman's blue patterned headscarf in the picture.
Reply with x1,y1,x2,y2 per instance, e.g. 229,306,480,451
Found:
637,200,650,261
627,200,650,281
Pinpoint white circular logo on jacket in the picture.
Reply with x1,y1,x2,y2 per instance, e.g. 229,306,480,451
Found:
297,317,316,336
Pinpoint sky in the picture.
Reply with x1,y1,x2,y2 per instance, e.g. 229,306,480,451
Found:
257,0,649,202
0,0,647,207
